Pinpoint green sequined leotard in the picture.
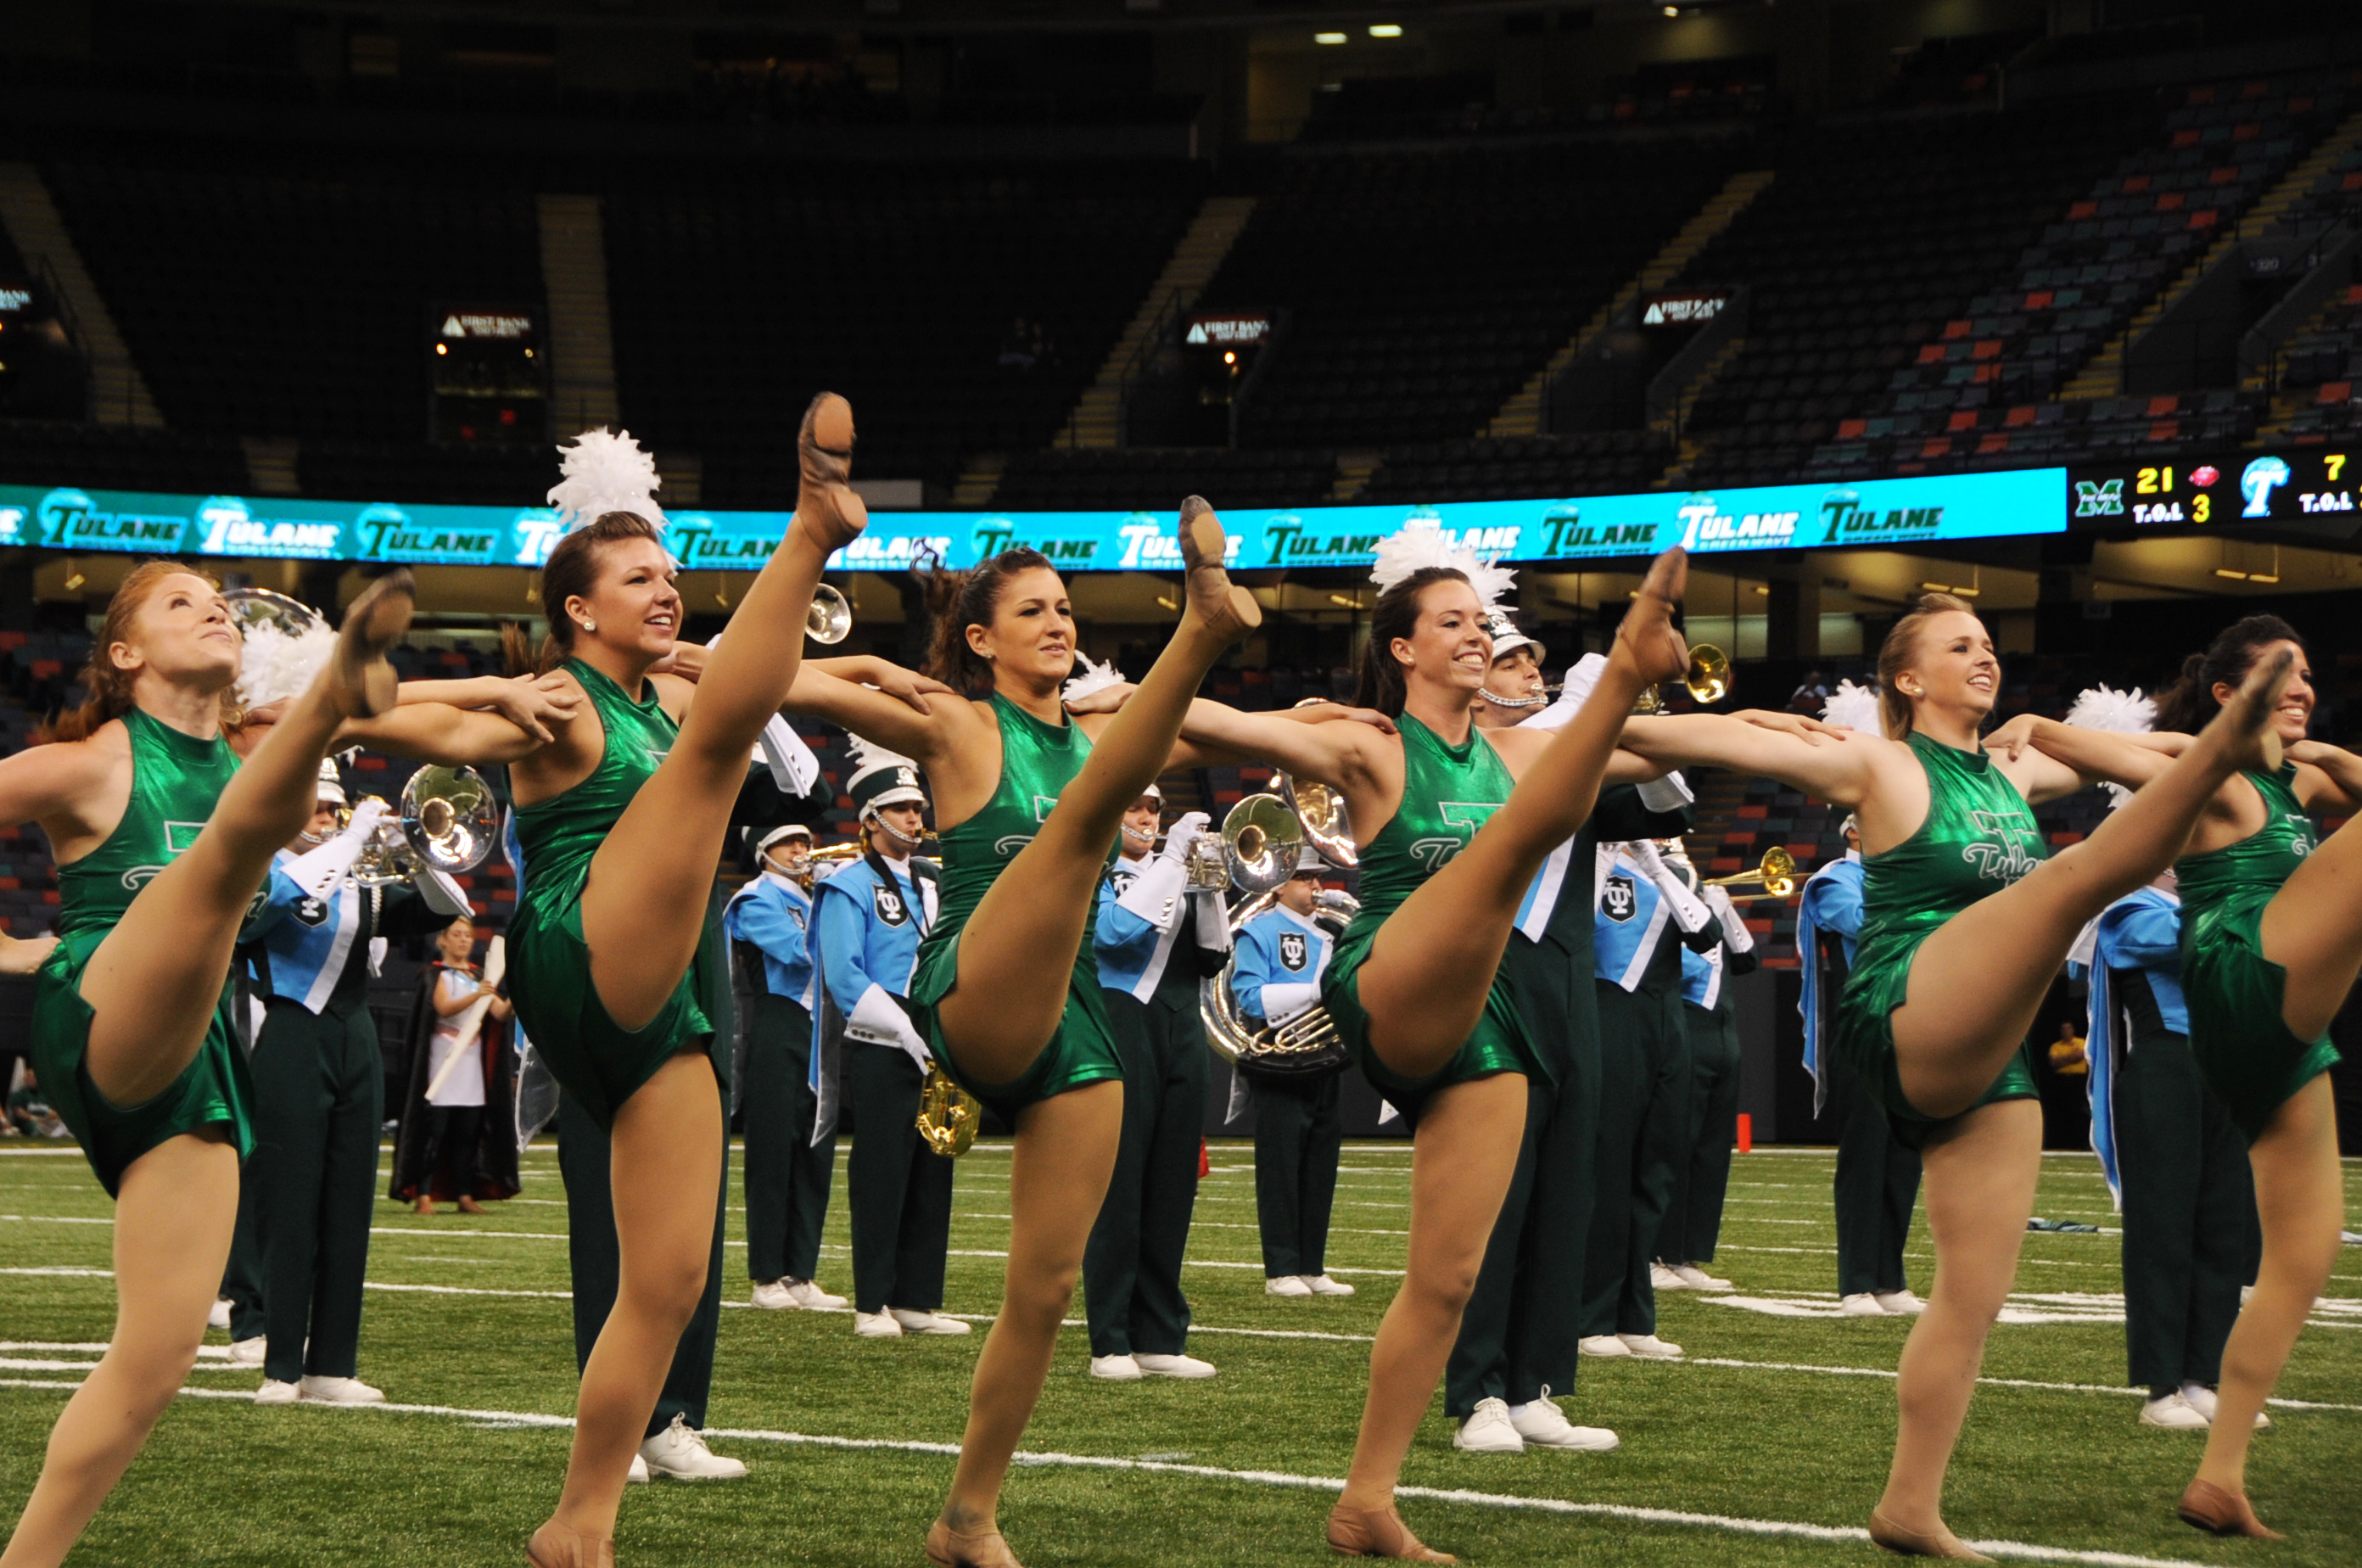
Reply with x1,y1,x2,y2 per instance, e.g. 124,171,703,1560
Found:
2176,762,2336,1138
1833,730,2042,1144
908,693,1124,1120
31,708,254,1195
1320,713,1546,1122
507,659,723,1128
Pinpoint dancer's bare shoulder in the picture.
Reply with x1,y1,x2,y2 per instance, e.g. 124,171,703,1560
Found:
0,720,132,860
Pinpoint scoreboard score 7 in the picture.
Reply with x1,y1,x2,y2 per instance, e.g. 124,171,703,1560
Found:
2068,450,2359,540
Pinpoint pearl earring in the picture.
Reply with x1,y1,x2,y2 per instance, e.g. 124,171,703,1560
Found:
581,619,596,633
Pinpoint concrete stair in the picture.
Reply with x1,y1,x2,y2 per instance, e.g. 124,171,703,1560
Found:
240,437,300,496
537,193,621,435
1487,169,1774,440
2064,108,2362,401
1330,449,1384,502
0,161,163,428
1654,338,1747,486
1057,194,1257,450
951,453,1006,509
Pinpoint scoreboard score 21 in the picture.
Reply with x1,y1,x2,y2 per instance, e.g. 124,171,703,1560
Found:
2069,450,2359,540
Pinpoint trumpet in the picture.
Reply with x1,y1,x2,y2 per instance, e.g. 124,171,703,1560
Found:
344,765,501,887
807,583,852,645
789,835,938,890
1632,642,1733,713
1703,844,1798,899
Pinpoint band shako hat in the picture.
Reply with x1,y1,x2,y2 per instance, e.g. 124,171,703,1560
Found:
847,736,927,815
751,822,814,856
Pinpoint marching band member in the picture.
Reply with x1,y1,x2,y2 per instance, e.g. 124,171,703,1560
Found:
1083,787,1227,1379
2079,873,2261,1431
814,744,962,1339
1234,848,1349,1298
1613,595,2285,1557
1655,865,1756,1291
724,822,846,1312
1987,625,2359,1536
238,759,470,1403
779,499,1262,1568
1448,633,1691,1456
1799,815,1926,1316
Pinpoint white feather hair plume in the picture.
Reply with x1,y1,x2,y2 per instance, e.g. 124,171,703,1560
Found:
1061,652,1126,704
1369,521,1515,610
1820,679,1883,736
2064,684,2155,808
844,732,919,778
233,618,338,713
547,428,668,533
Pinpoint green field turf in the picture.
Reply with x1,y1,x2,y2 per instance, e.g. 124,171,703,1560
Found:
0,1138,2354,1566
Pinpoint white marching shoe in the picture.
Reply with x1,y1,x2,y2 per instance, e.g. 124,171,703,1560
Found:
1577,1336,1632,1358
1617,1333,1683,1359
254,1379,299,1405
1090,1354,1144,1380
1873,1290,1926,1315
2140,1393,2211,1430
208,1298,232,1330
854,1310,903,1338
640,1413,747,1479
1509,1392,1620,1453
227,1336,268,1367
1452,1397,1524,1453
788,1279,848,1310
890,1308,971,1336
298,1375,384,1405
1672,1264,1732,1291
1265,1274,1313,1297
1304,1274,1356,1296
627,1454,652,1485
2180,1384,2269,1429
750,1280,797,1310
1135,1352,1217,1380
1839,1293,1889,1316
1650,1263,1687,1291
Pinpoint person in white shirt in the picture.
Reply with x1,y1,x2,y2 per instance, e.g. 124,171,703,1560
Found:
413,917,509,1216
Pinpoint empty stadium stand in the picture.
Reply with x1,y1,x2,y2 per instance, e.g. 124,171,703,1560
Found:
993,446,1337,512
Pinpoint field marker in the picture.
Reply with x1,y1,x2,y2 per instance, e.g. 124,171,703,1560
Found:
0,1377,2229,1566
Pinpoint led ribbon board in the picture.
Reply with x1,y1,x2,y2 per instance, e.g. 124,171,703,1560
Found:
0,466,2065,572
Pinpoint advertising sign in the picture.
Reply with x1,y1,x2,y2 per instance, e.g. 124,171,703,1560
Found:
2068,451,2361,542
0,465,2067,574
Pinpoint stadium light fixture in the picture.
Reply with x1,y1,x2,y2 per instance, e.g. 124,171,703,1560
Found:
1314,31,1347,44
1156,594,1180,612
1663,5,1680,16
1369,23,1403,37
2251,546,2281,585
1329,592,1361,609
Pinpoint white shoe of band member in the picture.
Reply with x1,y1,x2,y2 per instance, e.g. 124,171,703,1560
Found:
227,1336,268,1367
750,1280,797,1311
1873,1290,1926,1315
890,1308,971,1336
1650,1263,1687,1291
209,1299,232,1330
1452,1397,1525,1453
2140,1393,2211,1430
1839,1293,1888,1316
1265,1274,1313,1297
298,1375,384,1405
1304,1274,1356,1296
1508,1391,1620,1453
854,1310,903,1338
1090,1354,1144,1380
1617,1333,1683,1359
2179,1385,2269,1429
787,1279,849,1310
627,1454,652,1485
1577,1335,1632,1358
1135,1352,1217,1380
1673,1264,1732,1291
640,1413,748,1479
254,1379,299,1406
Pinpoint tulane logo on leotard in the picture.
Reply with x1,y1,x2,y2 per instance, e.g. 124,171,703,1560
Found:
1960,809,2042,883
1408,801,1503,871
2283,814,2316,858
117,820,213,891
993,794,1066,859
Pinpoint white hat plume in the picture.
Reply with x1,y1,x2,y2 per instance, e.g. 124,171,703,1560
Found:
547,429,668,533
1821,679,1883,735
2064,684,2156,808
1369,521,1514,610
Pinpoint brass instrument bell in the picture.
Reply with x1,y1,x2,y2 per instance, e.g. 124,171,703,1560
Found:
1684,643,1732,705
1704,843,1798,899
1219,793,1305,894
806,583,853,645
915,1061,982,1157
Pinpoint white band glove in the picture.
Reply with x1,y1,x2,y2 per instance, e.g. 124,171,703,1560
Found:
1704,883,1753,952
283,798,389,898
1636,770,1693,815
1190,888,1232,953
847,984,932,1074
1626,840,1712,933
1116,854,1189,932
1158,810,1212,868
1258,980,1321,1026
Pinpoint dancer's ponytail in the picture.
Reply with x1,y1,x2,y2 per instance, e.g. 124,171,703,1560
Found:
2154,616,2304,734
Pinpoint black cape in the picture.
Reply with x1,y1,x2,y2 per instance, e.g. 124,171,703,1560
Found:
389,960,522,1202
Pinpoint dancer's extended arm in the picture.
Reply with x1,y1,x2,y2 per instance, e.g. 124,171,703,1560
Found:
1615,712,1884,804
1984,714,2174,798
336,703,550,767
2288,740,2362,812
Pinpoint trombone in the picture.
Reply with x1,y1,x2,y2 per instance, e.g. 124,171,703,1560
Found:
1702,844,1798,900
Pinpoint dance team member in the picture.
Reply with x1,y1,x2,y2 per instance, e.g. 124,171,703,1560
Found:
725,821,847,1313
780,499,1260,1568
1798,812,1926,1316
1613,592,2287,1557
1234,848,1350,1299
1174,535,1693,1560
1986,617,2357,1537
0,563,415,1567
1086,786,1227,1380
816,742,963,1340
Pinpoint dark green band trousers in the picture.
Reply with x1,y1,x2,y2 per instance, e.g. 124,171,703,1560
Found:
741,996,834,1285
848,1044,954,1316
1083,985,1206,1358
1660,999,1742,1266
1251,1072,1342,1279
1827,1035,1922,1297
1583,980,1686,1337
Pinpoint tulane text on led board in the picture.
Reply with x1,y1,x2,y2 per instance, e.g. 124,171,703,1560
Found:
0,467,2065,573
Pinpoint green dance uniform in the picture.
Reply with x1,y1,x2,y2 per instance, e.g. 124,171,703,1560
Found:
31,708,254,1196
1321,713,1547,1123
908,692,1124,1123
508,659,722,1129
1833,731,2041,1147
2177,763,2337,1139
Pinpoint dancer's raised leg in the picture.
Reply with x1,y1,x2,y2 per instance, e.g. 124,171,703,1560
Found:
931,1083,1123,1565
1893,649,2291,1117
78,570,413,1107
0,1132,238,1568
1869,1099,2039,1557
2262,820,2362,1039
582,395,864,1033
1355,551,1688,1081
937,497,1257,1084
